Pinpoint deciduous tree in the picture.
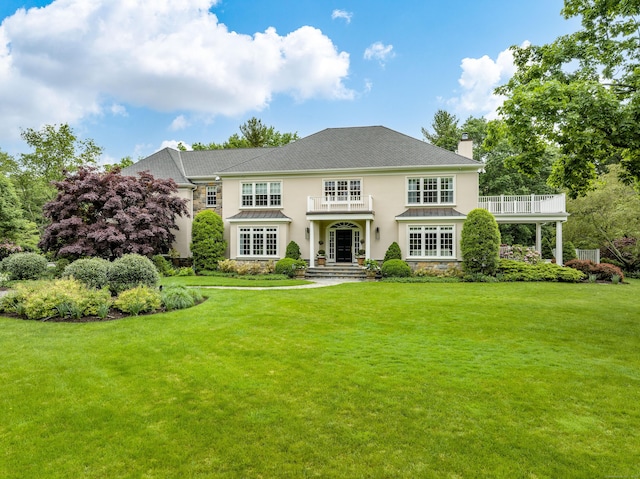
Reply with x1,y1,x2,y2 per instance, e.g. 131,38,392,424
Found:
497,0,640,197
39,167,189,260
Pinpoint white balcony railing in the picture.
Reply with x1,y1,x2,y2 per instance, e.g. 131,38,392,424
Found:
478,194,566,215
307,195,373,213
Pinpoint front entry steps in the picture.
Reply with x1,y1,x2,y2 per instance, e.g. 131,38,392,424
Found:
305,263,367,280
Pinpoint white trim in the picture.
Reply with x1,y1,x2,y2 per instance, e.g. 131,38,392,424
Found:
205,185,217,207
237,225,280,258
406,224,456,259
405,175,456,207
239,180,283,209
395,215,465,222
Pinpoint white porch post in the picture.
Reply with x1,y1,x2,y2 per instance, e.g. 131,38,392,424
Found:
535,223,542,255
365,220,371,260
555,221,563,266
309,220,315,268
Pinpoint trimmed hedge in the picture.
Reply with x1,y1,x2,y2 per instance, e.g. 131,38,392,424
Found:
106,254,160,294
63,258,110,289
0,252,48,280
381,259,412,278
275,258,306,277
285,241,301,260
191,210,226,273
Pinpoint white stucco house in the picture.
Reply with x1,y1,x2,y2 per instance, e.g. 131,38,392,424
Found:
123,126,568,266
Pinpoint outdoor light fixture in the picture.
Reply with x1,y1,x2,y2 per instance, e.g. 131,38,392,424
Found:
375,227,380,240
305,227,310,239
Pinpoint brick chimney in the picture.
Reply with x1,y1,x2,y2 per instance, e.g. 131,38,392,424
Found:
457,132,473,159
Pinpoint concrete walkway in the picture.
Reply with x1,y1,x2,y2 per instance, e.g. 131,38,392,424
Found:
196,278,364,291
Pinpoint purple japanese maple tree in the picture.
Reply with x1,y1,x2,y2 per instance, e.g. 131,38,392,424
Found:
39,167,189,260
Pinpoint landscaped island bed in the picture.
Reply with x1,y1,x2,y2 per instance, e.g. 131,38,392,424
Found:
1,281,638,478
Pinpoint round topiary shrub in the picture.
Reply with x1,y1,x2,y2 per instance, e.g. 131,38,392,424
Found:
275,257,306,277
381,259,412,277
285,241,301,260
63,258,110,289
107,254,160,294
461,208,501,276
0,252,48,280
384,242,402,262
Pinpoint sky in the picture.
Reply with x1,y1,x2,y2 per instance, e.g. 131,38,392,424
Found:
0,0,580,165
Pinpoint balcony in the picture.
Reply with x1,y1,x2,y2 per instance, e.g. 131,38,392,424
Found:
478,194,566,215
307,195,373,213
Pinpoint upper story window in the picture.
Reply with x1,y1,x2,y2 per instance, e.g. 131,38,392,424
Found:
241,182,282,208
206,186,217,207
324,179,361,201
407,176,454,205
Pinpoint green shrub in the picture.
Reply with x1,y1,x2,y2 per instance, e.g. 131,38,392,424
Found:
161,286,195,311
461,209,501,275
176,267,195,276
107,254,160,294
285,241,301,260
497,259,585,282
380,259,412,278
275,257,306,277
1,252,48,280
152,255,175,276
0,279,111,320
384,242,402,262
190,210,226,273
64,258,110,289
50,258,71,278
563,241,577,263
114,285,162,315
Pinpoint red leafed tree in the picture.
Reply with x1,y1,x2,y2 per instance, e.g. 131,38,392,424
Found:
39,167,189,260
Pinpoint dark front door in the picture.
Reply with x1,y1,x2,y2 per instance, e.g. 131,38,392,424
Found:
336,230,352,263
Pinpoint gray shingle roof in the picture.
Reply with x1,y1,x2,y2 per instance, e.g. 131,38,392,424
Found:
227,210,292,220
396,208,465,218
125,126,481,182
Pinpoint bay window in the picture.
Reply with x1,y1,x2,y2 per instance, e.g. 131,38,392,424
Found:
238,227,279,257
408,225,454,258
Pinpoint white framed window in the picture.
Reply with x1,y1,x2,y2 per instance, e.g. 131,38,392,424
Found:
241,182,282,208
238,227,279,257
324,179,361,202
408,225,454,258
206,186,217,207
407,177,454,205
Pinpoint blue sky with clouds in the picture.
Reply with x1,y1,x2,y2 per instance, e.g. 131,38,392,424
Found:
0,0,579,164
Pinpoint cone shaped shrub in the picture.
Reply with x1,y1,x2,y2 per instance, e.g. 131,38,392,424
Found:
461,209,501,276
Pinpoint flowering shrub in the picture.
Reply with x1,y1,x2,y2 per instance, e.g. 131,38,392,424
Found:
0,242,23,260
217,259,275,275
500,244,542,264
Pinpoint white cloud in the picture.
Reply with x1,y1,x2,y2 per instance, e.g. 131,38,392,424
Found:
364,79,373,94
170,115,189,131
364,42,395,66
332,9,352,23
448,42,528,119
110,104,128,116
0,0,353,141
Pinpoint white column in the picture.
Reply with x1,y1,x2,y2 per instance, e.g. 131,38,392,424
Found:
309,220,315,268
365,220,371,260
535,223,542,255
555,221,563,266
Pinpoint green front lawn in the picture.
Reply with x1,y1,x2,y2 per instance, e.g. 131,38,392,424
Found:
1,281,638,478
